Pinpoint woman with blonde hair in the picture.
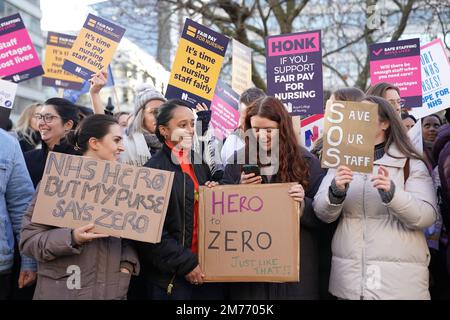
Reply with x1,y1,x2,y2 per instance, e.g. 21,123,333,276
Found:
15,103,42,153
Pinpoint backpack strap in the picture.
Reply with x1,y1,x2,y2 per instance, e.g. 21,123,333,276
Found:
403,158,410,184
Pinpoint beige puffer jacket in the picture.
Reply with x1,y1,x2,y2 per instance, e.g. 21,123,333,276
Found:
313,145,438,300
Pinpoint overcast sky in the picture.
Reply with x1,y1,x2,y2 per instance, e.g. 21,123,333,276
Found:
40,0,104,32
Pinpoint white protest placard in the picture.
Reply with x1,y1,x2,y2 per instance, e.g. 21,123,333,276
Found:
0,78,18,109
411,39,450,119
407,119,423,155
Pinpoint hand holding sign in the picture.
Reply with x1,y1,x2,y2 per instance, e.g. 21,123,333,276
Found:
335,165,354,191
89,69,108,94
371,166,392,192
288,184,305,203
185,265,205,285
72,223,109,245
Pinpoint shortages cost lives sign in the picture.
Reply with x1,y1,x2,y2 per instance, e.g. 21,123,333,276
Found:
32,152,174,243
199,183,300,282
165,19,229,108
266,30,323,116
0,13,44,83
63,14,125,80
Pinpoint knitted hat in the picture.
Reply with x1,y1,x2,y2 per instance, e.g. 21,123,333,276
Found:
134,84,166,114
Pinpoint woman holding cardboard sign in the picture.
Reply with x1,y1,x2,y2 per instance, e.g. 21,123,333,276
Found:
136,99,222,300
221,96,326,299
313,96,438,300
20,115,139,300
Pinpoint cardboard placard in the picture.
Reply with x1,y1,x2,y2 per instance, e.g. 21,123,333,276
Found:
165,19,229,107
42,32,84,90
32,152,174,243
370,38,422,108
411,39,450,119
199,183,300,282
62,14,125,80
231,39,252,95
266,30,323,116
321,101,378,173
0,13,44,83
210,80,240,140
301,114,324,151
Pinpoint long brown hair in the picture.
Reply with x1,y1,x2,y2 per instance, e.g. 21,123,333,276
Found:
365,95,424,161
244,96,309,188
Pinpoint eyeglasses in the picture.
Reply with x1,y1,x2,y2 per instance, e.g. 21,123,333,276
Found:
388,99,406,108
34,114,61,123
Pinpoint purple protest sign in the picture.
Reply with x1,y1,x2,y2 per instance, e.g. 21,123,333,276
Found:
266,30,323,116
62,14,125,80
369,38,421,108
210,80,240,140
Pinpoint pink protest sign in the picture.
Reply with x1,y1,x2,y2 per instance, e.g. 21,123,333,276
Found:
369,38,421,108
210,80,240,140
0,13,44,83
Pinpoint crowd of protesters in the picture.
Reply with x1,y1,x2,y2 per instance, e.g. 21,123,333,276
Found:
1,74,449,300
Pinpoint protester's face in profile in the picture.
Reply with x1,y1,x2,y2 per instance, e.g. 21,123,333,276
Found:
37,105,69,147
90,124,124,161
402,117,416,131
143,100,164,133
117,114,129,128
30,106,41,131
162,106,195,150
422,116,441,142
250,115,279,152
384,89,402,114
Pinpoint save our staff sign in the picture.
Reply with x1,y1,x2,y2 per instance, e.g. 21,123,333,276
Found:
321,101,378,173
165,19,229,107
199,183,300,282
63,14,125,80
32,152,174,243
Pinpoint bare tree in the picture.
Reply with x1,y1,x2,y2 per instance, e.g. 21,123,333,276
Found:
97,0,450,91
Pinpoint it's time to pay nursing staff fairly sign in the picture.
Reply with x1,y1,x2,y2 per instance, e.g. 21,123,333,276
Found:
165,19,229,108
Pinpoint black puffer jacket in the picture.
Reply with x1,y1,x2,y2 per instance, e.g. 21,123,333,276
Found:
136,144,211,293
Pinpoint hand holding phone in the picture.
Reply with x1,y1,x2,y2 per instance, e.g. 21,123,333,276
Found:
241,165,262,184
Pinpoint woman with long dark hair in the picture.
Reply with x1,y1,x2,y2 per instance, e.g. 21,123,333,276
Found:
313,95,438,299
24,98,80,188
221,96,326,299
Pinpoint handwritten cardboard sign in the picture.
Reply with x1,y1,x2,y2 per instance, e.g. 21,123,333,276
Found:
165,19,229,107
0,13,44,83
199,183,300,282
321,101,378,173
42,32,84,90
370,38,422,108
63,14,125,80
266,30,323,116
231,39,252,95
32,152,174,243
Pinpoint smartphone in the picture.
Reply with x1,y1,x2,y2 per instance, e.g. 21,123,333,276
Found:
242,164,261,177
